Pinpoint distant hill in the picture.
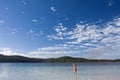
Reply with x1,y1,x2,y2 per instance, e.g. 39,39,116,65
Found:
45,56,89,62
0,54,44,62
0,54,120,62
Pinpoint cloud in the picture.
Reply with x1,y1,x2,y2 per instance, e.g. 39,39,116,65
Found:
64,17,69,21
46,16,120,59
47,35,64,40
7,27,22,34
108,0,115,7
5,8,9,10
50,6,56,12
11,29,18,34
1,17,119,59
55,23,67,32
0,48,21,56
27,30,43,39
114,17,120,26
21,11,25,14
21,0,27,5
32,19,38,23
0,20,5,24
47,23,68,40
32,18,45,25
48,23,104,43
0,48,33,58
28,44,82,58
83,44,120,59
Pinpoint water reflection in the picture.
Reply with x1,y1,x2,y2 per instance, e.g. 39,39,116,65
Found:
0,63,119,80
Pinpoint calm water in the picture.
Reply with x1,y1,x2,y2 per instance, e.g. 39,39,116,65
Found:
0,62,120,80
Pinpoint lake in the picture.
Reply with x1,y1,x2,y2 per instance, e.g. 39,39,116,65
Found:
0,62,120,80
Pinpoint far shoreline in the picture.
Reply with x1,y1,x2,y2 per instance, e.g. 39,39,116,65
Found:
0,54,120,63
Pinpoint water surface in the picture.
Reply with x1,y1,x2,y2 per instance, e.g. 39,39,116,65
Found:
0,62,120,80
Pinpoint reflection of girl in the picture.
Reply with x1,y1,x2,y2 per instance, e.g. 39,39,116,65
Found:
73,63,77,80
73,63,77,73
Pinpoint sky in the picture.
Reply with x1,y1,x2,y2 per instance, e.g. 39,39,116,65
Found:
0,0,120,59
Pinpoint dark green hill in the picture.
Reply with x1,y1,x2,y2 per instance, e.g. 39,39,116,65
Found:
45,56,89,62
0,54,120,62
0,54,44,62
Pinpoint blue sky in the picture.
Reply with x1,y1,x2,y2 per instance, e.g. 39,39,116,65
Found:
0,0,120,59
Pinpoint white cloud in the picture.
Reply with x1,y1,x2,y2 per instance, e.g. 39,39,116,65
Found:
27,30,32,34
47,23,67,40
55,23,67,32
21,11,25,14
114,18,120,26
32,19,38,23
83,43,93,46
0,48,21,56
48,23,103,44
27,30,43,39
5,8,9,10
0,20,5,24
46,16,120,59
1,17,119,59
21,0,27,5
64,17,69,21
108,0,115,7
0,48,33,58
6,27,22,34
11,29,18,34
47,35,64,40
28,44,81,58
68,24,104,44
50,6,56,12
83,44,120,59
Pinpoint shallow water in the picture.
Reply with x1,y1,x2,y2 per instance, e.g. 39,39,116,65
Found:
0,62,120,80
